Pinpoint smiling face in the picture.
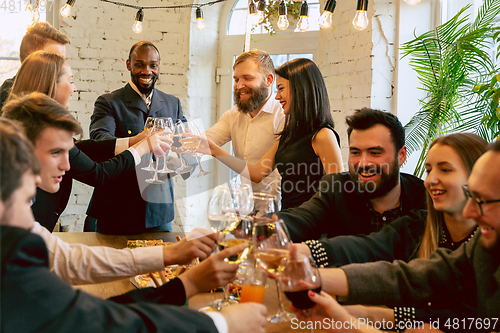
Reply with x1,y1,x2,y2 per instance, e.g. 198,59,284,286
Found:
54,62,76,109
348,124,405,197
33,127,73,193
233,59,271,114
424,144,469,215
275,75,291,115
462,151,500,251
0,171,39,229
127,46,160,94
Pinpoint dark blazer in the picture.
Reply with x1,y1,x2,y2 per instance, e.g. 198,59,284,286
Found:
88,83,186,234
0,226,218,333
31,138,136,232
0,76,14,112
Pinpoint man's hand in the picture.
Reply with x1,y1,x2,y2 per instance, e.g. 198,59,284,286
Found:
178,243,247,298
134,130,172,156
129,129,152,147
220,303,268,333
163,230,216,266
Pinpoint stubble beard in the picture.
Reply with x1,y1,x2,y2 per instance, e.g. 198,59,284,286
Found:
349,159,400,198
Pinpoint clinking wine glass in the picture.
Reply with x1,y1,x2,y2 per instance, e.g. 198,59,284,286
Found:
215,213,253,310
251,192,278,222
189,122,212,178
157,117,176,174
145,118,165,184
225,183,254,218
141,116,156,171
253,218,294,323
174,121,194,174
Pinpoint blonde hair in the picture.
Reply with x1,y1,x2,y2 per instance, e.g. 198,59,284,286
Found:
417,133,487,258
10,51,66,101
19,22,70,62
234,49,275,78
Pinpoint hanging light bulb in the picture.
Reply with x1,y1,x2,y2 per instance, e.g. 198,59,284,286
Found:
352,0,369,31
404,0,421,5
256,0,266,24
195,7,205,30
296,0,309,32
277,0,289,30
248,1,258,27
319,0,336,29
60,0,76,18
132,9,144,34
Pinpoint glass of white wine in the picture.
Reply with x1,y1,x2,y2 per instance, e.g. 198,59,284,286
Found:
174,121,194,174
157,117,176,174
141,116,156,171
215,213,253,310
145,118,166,184
253,219,293,323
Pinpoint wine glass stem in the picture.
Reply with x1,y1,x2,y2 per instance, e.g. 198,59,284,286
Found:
148,153,153,169
153,157,159,181
162,153,169,172
195,154,202,171
222,283,230,303
275,279,286,316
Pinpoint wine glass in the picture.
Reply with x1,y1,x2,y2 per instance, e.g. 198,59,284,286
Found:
145,118,165,184
215,213,253,310
251,192,278,222
226,183,254,218
174,121,194,174
281,255,321,332
141,116,156,171
157,117,176,174
207,185,231,233
189,122,212,178
253,218,294,323
281,255,321,313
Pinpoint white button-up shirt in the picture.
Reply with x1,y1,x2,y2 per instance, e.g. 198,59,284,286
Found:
205,95,285,202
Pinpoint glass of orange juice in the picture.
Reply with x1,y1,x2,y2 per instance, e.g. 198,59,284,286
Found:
239,267,267,304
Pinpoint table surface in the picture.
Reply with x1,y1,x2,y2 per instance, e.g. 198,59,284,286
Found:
54,231,321,332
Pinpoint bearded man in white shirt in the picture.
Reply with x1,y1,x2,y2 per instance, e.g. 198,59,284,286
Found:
205,50,285,204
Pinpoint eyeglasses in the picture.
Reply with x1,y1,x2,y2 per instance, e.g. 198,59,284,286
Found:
462,184,500,216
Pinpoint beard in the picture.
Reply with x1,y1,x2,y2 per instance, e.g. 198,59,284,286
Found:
131,71,158,95
234,80,269,114
349,158,400,199
479,229,500,252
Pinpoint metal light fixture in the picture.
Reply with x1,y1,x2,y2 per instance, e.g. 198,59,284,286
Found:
196,7,205,30
352,0,369,31
132,9,144,34
296,0,309,32
319,0,336,29
60,0,76,18
256,0,266,24
277,0,289,30
404,0,421,5
248,1,258,27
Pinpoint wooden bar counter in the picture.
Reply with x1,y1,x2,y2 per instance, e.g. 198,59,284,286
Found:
54,232,320,332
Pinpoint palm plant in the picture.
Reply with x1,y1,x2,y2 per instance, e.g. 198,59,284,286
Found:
400,0,500,177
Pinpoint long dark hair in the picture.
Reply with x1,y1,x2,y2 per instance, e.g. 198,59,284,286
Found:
276,58,334,144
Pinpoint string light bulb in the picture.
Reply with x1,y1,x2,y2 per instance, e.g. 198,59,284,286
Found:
319,0,336,29
195,7,205,30
248,1,258,27
60,0,75,18
352,0,369,31
277,0,289,30
296,0,309,32
132,9,144,34
256,0,266,24
404,0,421,5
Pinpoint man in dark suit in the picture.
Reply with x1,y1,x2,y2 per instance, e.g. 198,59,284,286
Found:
88,41,187,234
0,117,268,333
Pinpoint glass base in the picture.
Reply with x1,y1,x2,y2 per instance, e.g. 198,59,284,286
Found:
158,168,175,174
145,178,165,184
194,170,212,178
267,310,295,323
209,298,238,311
176,165,193,174
141,165,156,171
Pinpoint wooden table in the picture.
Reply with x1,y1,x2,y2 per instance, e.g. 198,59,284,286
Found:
54,232,321,332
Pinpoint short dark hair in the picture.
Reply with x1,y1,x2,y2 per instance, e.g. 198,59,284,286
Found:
128,41,160,62
2,92,82,145
0,118,40,203
19,22,70,62
488,139,500,152
346,108,405,152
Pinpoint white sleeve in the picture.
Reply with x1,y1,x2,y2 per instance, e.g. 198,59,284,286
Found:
205,312,228,333
205,109,233,147
31,222,165,285
115,137,130,155
127,147,142,165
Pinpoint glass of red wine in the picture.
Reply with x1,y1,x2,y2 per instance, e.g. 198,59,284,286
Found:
281,254,322,319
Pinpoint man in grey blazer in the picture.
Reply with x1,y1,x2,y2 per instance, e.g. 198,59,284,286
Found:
88,41,186,234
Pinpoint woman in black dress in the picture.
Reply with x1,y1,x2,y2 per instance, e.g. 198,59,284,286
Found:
207,58,343,209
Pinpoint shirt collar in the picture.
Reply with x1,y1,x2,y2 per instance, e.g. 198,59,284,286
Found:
260,93,279,114
129,79,154,109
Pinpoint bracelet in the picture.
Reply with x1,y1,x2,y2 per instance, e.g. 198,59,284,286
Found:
304,239,329,268
393,306,416,332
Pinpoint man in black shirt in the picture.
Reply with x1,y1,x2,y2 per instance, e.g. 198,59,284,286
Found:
278,108,426,262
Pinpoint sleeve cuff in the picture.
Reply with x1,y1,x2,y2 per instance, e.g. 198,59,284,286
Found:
127,147,142,165
205,312,228,333
115,137,130,155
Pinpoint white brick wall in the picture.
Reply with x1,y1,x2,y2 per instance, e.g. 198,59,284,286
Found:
59,0,397,232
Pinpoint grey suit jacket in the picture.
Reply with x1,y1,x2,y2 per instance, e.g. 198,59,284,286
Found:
88,83,186,234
